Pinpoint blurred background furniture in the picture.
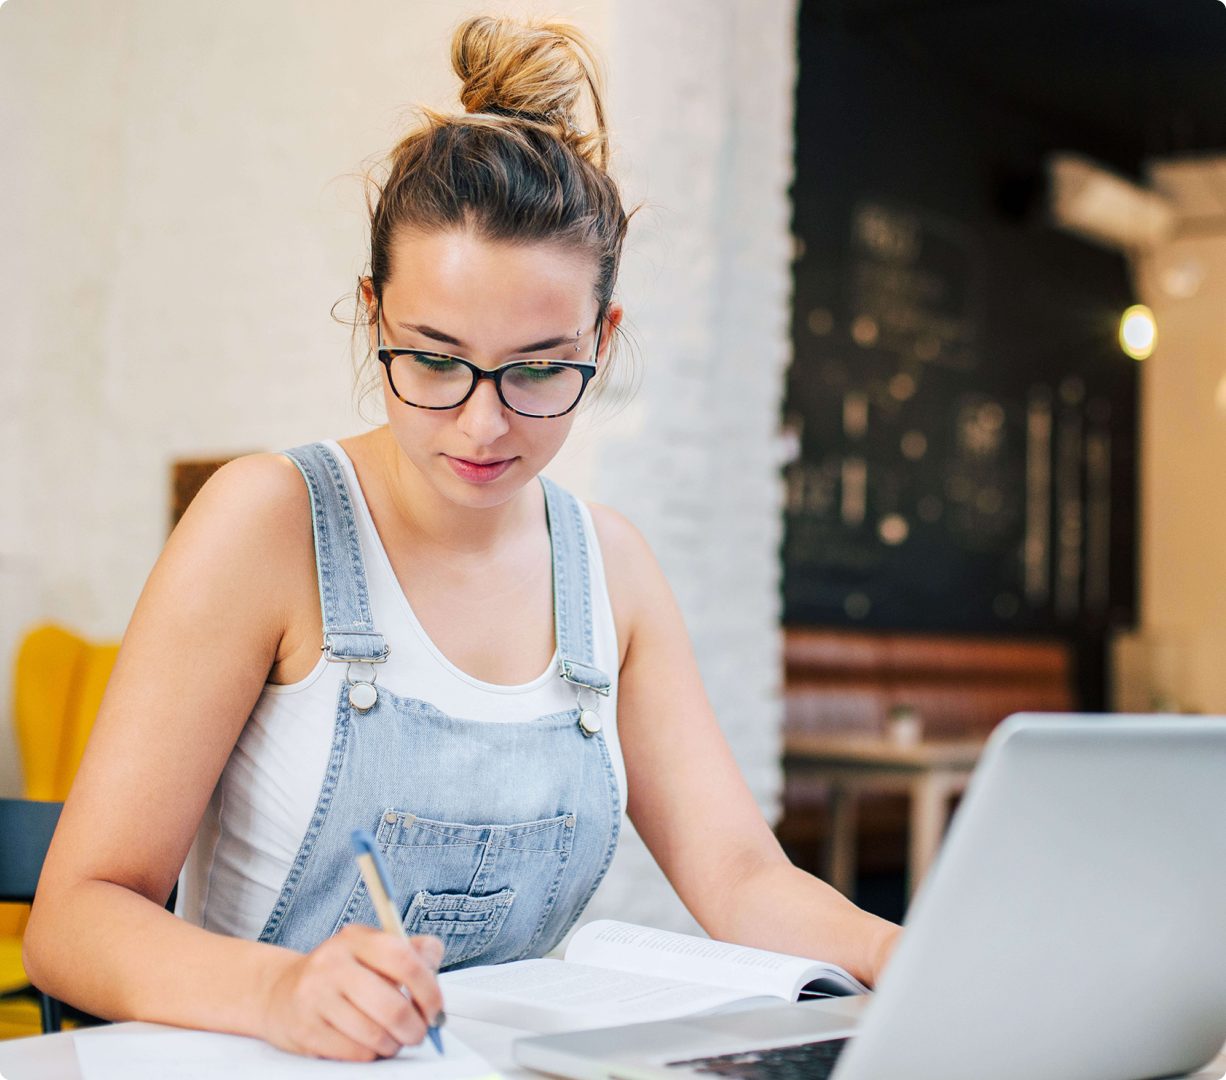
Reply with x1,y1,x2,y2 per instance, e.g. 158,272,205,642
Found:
1,626,118,1037
12,625,119,803
785,732,983,899
776,628,1075,918
0,800,65,1034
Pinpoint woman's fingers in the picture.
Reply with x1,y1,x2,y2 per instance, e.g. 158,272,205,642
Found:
409,933,445,973
339,960,428,1047
341,926,445,1026
322,990,406,1059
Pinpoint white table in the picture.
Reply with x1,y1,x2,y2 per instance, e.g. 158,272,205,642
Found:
0,1017,538,1079
3,1019,1226,1079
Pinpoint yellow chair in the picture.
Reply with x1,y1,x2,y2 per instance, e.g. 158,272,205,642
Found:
0,995,42,1040
0,625,119,1030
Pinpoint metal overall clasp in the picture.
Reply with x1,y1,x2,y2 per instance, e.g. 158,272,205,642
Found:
321,632,389,714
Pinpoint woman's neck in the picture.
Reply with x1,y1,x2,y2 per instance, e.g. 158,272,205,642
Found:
356,427,538,558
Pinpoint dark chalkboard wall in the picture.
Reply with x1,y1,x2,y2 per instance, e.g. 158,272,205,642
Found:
783,13,1139,643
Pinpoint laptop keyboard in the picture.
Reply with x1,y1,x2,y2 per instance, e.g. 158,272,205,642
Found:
666,1037,850,1079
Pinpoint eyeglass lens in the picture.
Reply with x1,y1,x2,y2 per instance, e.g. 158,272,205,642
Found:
388,354,586,416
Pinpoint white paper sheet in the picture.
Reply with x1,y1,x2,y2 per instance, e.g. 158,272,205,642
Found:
72,1027,500,1080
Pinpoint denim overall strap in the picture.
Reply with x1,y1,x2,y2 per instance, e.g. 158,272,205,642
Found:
283,443,389,665
540,475,611,698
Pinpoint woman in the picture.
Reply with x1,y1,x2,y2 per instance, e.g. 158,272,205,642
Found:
24,15,899,1062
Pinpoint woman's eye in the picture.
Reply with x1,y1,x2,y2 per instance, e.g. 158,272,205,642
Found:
514,363,565,382
413,354,461,373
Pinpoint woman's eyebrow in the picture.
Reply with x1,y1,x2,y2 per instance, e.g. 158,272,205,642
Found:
398,322,463,347
397,321,577,354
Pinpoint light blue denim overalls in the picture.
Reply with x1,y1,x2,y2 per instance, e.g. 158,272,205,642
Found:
257,442,621,969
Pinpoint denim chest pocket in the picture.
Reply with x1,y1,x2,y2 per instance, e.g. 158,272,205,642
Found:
333,808,578,968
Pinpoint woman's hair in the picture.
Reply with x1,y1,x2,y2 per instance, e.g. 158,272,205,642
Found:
348,15,631,405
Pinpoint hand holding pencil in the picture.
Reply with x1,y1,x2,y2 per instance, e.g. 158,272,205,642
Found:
257,838,446,1061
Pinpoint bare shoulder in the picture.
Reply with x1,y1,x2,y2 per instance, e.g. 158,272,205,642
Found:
586,503,661,586
180,452,310,534
156,452,314,624
587,501,646,552
586,503,674,660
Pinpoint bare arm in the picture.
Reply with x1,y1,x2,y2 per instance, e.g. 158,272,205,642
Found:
23,455,442,1059
592,506,899,986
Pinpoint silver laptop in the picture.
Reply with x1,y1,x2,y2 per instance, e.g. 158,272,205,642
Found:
516,714,1226,1080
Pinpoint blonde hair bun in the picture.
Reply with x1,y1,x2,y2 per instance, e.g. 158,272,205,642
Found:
451,15,608,166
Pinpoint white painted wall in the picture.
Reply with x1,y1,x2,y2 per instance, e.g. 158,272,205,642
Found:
0,0,796,934
1114,157,1226,716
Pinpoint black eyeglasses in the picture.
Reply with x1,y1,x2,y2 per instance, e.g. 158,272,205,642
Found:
376,302,601,419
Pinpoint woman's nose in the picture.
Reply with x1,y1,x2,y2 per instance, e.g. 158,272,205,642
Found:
456,377,511,444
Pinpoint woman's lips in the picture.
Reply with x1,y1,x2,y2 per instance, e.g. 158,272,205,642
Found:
444,455,516,484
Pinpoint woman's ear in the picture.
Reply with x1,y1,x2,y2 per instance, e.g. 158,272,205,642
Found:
598,303,624,362
359,277,377,318
360,277,379,349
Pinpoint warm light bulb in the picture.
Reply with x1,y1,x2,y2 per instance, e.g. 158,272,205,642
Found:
1119,305,1156,360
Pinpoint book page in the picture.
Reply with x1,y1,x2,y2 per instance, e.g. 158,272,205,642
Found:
440,958,760,1033
565,920,869,1000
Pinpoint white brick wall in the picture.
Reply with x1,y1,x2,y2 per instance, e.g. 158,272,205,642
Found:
0,0,798,936
572,0,798,933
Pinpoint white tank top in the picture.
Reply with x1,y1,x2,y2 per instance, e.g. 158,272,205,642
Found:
177,440,625,940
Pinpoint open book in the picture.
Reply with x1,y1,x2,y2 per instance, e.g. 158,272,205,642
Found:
438,920,870,1034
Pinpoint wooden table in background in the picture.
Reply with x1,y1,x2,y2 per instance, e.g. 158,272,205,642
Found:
783,734,985,900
